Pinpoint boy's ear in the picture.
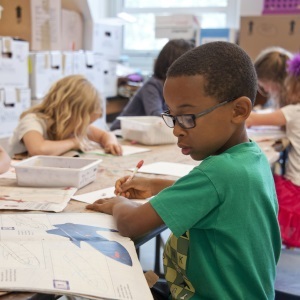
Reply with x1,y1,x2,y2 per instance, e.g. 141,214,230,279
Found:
231,97,252,123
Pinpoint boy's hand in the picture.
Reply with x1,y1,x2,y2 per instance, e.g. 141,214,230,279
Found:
86,196,126,215
115,176,153,199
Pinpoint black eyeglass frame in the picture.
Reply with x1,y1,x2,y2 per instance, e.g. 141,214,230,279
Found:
161,99,234,129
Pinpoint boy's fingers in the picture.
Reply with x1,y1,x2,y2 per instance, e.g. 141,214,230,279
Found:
93,198,110,204
86,203,112,214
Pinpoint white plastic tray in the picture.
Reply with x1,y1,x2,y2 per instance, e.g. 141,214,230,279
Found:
118,116,177,145
14,156,102,188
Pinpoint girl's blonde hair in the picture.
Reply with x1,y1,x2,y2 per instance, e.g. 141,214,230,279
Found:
21,75,102,141
285,53,300,105
254,47,293,107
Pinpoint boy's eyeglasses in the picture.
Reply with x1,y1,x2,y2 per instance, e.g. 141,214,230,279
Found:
161,99,233,129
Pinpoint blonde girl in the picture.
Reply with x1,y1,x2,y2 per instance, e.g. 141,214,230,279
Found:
247,53,300,247
8,75,122,157
254,47,292,108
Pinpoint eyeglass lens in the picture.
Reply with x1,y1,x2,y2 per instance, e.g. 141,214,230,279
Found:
162,114,195,129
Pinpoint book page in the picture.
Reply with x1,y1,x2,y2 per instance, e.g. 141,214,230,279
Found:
0,213,153,299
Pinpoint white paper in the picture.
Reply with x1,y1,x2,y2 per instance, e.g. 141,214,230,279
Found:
247,126,286,142
0,187,77,212
30,0,61,50
0,213,153,300
72,187,149,205
84,145,151,156
72,187,116,204
133,162,196,177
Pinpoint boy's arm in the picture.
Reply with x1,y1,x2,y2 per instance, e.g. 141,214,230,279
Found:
22,131,80,156
87,198,164,239
87,125,122,156
0,146,11,174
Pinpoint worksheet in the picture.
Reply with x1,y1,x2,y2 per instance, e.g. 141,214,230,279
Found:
0,186,77,212
0,213,153,300
132,162,197,177
72,187,149,205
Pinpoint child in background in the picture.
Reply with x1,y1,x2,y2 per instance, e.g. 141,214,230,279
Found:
0,146,10,174
8,75,122,158
247,53,300,248
88,42,281,299
254,47,292,108
110,39,194,130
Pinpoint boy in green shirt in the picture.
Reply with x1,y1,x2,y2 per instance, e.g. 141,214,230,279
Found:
87,41,281,300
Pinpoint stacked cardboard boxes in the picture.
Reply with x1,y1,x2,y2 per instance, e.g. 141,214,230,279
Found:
0,37,31,138
239,14,300,61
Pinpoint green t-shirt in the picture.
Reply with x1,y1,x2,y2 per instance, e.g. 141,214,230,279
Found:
150,141,281,300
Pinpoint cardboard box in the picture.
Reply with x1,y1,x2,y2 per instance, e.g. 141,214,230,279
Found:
0,87,31,138
0,0,61,51
0,37,29,88
239,15,300,61
102,59,118,98
199,28,237,44
29,51,63,99
155,14,200,43
62,51,74,76
84,20,123,59
61,9,83,50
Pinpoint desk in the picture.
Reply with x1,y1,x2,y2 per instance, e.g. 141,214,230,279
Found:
0,139,280,299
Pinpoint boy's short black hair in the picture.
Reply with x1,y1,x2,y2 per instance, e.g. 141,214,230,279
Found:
167,41,257,105
154,39,194,81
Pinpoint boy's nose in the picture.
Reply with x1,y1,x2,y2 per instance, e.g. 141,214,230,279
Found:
173,122,186,137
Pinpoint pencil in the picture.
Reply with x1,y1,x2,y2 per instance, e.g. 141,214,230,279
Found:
117,160,144,196
125,160,144,183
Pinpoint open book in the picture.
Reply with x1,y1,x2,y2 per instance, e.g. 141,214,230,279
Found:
0,213,153,299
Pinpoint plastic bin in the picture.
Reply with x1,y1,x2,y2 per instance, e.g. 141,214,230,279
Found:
263,0,300,14
14,156,102,188
118,116,177,145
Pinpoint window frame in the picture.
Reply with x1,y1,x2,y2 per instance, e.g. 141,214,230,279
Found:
108,0,240,73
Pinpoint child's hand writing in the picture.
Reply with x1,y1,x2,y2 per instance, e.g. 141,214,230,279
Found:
115,176,154,199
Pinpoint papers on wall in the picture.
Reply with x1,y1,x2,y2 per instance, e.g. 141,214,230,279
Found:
72,187,149,205
0,186,77,212
0,213,153,299
132,162,197,177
